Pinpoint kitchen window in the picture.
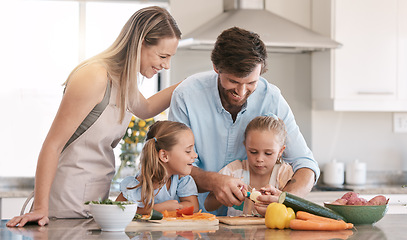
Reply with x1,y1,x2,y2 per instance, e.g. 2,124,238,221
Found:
0,0,167,176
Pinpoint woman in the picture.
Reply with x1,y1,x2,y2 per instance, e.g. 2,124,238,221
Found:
7,6,181,227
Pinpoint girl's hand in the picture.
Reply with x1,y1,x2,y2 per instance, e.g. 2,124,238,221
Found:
253,185,282,216
258,184,282,199
154,200,183,212
6,210,49,227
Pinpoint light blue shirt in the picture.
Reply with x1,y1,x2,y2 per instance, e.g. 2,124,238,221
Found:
120,174,198,208
168,71,320,213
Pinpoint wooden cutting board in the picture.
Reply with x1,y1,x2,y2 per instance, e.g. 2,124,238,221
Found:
217,216,265,225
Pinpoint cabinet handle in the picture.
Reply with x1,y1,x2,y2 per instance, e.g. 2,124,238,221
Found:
357,91,394,95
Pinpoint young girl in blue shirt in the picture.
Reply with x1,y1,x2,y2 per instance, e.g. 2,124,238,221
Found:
116,121,199,214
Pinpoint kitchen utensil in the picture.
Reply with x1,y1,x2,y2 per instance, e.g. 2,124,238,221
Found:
323,159,345,185
345,159,367,185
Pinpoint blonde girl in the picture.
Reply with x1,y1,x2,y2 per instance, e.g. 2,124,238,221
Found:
8,6,182,227
117,121,199,214
204,115,294,216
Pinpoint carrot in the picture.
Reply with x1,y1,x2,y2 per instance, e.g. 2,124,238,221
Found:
289,219,352,231
162,210,177,218
296,211,343,222
162,210,168,218
296,211,354,230
162,209,216,221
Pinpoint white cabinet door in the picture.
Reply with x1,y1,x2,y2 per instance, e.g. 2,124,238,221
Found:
334,0,397,101
398,0,407,101
312,0,407,111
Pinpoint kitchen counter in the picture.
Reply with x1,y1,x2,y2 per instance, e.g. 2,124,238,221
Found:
1,215,407,240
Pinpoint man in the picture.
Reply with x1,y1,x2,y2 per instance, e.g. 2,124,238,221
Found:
169,27,319,215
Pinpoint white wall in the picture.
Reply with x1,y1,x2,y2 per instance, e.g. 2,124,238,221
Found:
170,0,407,173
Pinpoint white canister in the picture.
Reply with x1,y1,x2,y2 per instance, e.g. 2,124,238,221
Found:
345,159,367,185
323,159,345,185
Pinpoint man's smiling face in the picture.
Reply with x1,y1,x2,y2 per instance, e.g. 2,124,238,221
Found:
216,64,260,111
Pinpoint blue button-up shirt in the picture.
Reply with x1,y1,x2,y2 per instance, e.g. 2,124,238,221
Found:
169,71,320,213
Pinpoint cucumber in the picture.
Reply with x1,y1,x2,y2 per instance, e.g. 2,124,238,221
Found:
133,209,163,221
150,209,163,220
279,192,347,222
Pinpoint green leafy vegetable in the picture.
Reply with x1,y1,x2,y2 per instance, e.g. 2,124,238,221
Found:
85,198,135,211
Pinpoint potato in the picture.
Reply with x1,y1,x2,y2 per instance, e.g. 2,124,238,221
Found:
334,192,389,206
331,199,348,205
341,192,358,201
351,198,368,205
343,192,363,205
368,195,388,205
250,188,262,203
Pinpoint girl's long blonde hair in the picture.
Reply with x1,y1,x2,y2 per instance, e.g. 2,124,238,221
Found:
134,120,190,211
64,6,181,122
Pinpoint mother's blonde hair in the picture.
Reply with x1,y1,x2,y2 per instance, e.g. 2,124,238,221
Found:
65,6,181,122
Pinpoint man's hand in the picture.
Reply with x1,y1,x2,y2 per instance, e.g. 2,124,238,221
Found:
190,166,246,207
212,174,246,207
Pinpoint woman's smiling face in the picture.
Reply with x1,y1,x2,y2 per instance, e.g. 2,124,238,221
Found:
140,37,179,78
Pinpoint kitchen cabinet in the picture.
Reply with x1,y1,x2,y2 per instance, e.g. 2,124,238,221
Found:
312,0,407,111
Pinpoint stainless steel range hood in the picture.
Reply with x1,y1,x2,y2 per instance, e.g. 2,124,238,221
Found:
178,0,341,53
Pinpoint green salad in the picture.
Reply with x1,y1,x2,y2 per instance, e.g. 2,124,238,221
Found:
85,198,135,211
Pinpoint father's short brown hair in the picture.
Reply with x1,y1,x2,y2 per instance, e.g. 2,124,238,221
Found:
211,27,267,77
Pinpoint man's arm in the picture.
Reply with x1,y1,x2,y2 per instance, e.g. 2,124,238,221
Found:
255,168,315,204
283,168,315,197
190,167,246,207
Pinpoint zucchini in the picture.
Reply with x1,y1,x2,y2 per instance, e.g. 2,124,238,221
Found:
150,209,163,220
133,209,163,221
279,192,347,222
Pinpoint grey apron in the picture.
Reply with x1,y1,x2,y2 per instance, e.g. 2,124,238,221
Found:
48,83,132,218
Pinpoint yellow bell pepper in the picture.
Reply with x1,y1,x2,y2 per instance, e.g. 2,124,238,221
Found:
265,202,295,229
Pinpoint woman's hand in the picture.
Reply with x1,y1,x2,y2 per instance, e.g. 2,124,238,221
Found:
6,210,49,227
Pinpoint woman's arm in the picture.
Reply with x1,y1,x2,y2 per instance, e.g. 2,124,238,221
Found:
6,64,108,227
130,81,182,119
